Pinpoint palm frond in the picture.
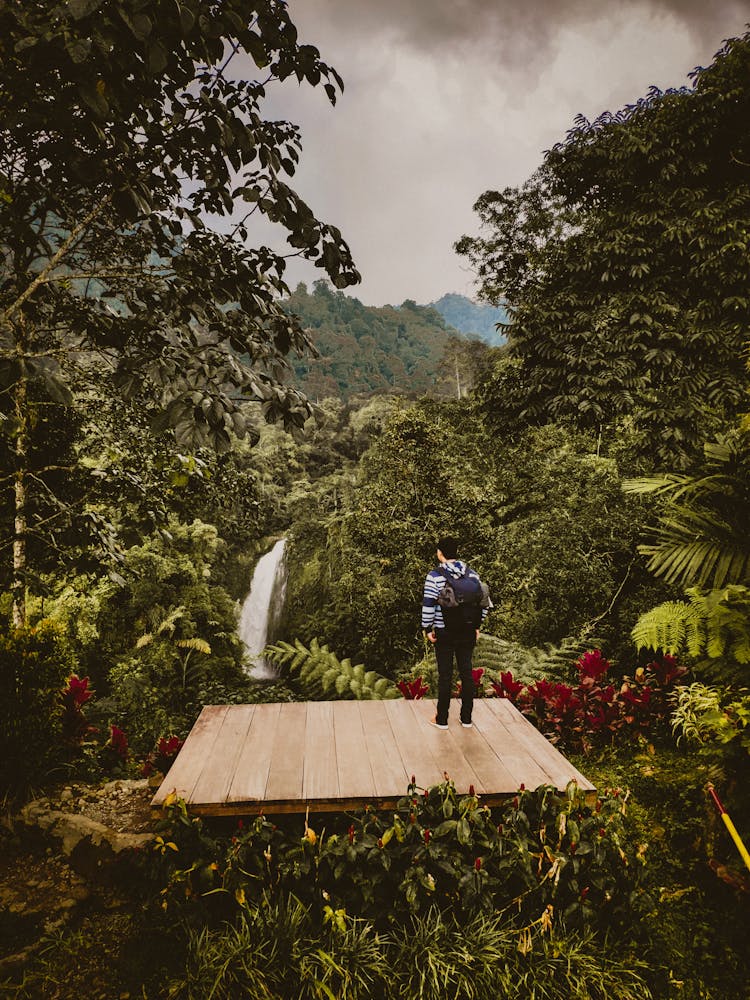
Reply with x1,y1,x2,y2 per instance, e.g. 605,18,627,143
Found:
626,431,750,589
637,503,750,589
622,473,697,499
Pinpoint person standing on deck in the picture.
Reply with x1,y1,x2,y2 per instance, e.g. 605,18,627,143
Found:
421,536,489,730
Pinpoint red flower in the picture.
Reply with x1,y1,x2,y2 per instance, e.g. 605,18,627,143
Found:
109,725,128,760
398,677,430,700
647,655,688,687
424,829,431,844
142,733,184,777
157,735,184,758
471,667,484,689
62,674,93,708
576,650,611,681
348,825,355,844
490,670,525,702
525,678,559,706
474,857,482,871
469,784,475,797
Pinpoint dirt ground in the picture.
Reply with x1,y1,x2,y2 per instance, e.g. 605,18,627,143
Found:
0,779,162,997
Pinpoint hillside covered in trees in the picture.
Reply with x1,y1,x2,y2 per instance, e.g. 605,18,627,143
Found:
283,280,481,399
429,292,509,345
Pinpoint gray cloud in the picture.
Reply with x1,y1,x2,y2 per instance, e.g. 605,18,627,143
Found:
294,0,747,67
253,2,749,305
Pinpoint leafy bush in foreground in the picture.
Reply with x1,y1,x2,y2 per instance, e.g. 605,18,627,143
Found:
0,621,72,793
155,780,640,933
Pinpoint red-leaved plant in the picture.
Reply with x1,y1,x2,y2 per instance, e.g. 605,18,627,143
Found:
397,677,430,700
60,674,96,746
455,667,487,699
108,725,129,760
142,734,185,777
490,650,687,751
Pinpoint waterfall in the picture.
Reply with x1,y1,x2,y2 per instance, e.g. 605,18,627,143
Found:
239,537,288,680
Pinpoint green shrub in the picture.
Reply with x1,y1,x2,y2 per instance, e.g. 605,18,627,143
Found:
0,620,72,794
156,780,640,933
578,745,750,1000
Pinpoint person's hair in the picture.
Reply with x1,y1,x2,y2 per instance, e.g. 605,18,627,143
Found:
437,535,459,559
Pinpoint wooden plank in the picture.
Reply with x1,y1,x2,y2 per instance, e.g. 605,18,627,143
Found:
489,699,575,786
383,699,445,789
265,702,308,802
333,701,376,799
190,705,256,806
226,702,282,803
303,702,339,801
155,699,595,816
151,705,229,807
361,701,410,798
471,700,551,790
454,719,519,794
489,699,595,791
406,700,482,795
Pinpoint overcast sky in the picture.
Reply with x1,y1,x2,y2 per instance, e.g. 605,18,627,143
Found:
254,1,748,307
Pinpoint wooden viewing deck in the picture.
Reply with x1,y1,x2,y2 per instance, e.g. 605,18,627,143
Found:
152,699,594,816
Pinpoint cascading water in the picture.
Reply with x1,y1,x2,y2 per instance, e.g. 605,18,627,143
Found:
239,537,288,680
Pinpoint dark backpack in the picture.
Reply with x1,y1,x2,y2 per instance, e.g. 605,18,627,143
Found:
436,568,487,629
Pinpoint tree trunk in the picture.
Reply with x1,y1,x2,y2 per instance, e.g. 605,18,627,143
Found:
11,318,29,628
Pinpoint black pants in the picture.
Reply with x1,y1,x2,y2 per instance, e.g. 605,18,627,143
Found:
435,629,476,726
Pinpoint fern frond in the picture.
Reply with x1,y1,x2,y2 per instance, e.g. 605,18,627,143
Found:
263,641,298,666
631,600,705,655
156,605,187,635
335,673,349,695
261,637,398,700
176,638,211,655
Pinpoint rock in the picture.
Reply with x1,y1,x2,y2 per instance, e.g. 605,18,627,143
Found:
16,799,154,881
0,945,37,976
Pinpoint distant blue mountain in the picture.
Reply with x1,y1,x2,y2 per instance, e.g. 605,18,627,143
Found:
427,293,508,346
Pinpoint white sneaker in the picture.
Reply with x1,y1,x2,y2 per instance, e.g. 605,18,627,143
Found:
430,716,448,731
461,721,473,729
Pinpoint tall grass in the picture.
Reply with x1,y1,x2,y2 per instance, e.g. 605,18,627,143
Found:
169,895,652,1000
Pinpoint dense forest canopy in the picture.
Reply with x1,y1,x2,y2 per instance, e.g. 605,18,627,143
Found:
0,0,359,625
456,33,750,466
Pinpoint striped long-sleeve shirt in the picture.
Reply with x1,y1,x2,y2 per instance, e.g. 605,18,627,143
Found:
421,559,488,633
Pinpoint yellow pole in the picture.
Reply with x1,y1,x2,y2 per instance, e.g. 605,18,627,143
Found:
708,784,750,874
